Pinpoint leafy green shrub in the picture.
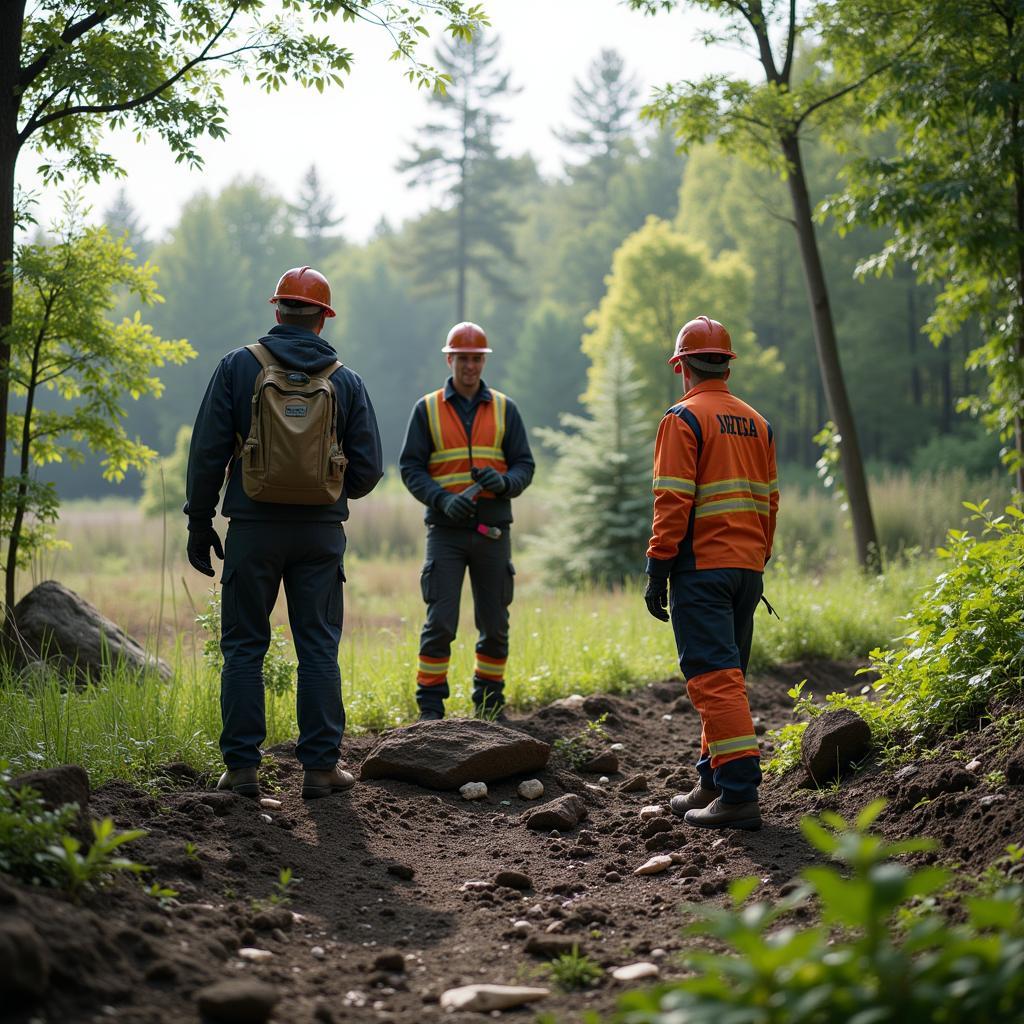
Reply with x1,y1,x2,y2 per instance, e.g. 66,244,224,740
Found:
614,801,1024,1024
196,588,296,697
0,766,147,897
541,947,604,991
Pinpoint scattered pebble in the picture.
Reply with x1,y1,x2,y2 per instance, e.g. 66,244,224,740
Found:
196,979,279,1023
612,962,660,982
599,776,610,784
460,782,488,800
662,714,673,721
559,694,586,710
966,758,983,773
635,855,673,876
610,743,624,751
372,951,406,973
650,948,667,959
511,920,531,934
604,871,622,884
259,798,282,809
439,984,550,1012
259,814,273,824
980,794,1006,808
518,779,544,800
495,870,533,891
619,775,648,793
893,765,918,782
238,947,274,962
639,805,664,820
311,946,325,959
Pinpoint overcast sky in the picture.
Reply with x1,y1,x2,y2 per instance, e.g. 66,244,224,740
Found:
17,0,755,244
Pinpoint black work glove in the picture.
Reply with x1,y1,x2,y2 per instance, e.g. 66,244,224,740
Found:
643,575,670,622
472,466,507,495
187,521,224,577
441,492,476,521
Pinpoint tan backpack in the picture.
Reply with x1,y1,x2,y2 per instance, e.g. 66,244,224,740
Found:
237,343,348,505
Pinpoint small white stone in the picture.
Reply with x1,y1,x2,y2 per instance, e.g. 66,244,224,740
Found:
980,794,1006,808
966,757,983,773
639,805,664,819
259,813,272,824
511,920,531,933
526,904,545,918
259,797,282,809
650,948,667,959
662,714,673,721
635,855,673,876
440,984,550,1012
311,945,326,958
518,779,544,800
460,782,488,800
610,742,625,751
598,776,610,784
461,880,493,892
612,962,660,981
559,694,586,709
238,947,274,962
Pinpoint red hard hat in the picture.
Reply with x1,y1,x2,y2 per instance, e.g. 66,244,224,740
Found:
269,266,336,317
442,321,492,353
668,315,735,374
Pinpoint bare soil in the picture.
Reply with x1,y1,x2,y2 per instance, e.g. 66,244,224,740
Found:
4,660,1023,1024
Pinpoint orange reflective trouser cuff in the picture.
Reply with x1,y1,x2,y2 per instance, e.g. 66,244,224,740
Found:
685,668,760,768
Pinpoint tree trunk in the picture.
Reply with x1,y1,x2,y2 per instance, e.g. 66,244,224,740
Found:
1011,74,1024,493
781,134,880,571
907,280,921,407
0,4,25,623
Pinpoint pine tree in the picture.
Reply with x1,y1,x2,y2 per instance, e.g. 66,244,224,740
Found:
103,188,149,261
291,164,344,265
555,49,640,205
397,32,527,320
533,336,654,586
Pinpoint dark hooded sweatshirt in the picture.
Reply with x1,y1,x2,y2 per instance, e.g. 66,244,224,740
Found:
184,324,383,524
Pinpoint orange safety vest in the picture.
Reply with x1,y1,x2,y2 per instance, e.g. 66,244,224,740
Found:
647,379,778,572
424,388,509,498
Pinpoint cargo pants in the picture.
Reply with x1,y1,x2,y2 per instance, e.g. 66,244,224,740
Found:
415,525,515,717
670,568,764,803
220,520,347,770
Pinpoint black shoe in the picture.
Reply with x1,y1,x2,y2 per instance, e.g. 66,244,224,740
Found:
683,796,761,831
418,708,444,722
216,766,260,799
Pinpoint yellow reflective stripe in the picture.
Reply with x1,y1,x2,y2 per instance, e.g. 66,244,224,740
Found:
653,475,696,494
769,478,779,493
472,446,505,460
694,498,768,518
424,391,444,451
491,390,507,449
434,471,475,487
697,477,771,499
429,447,470,464
708,734,759,756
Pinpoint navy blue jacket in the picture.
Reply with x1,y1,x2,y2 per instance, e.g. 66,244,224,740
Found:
184,324,384,523
399,378,534,528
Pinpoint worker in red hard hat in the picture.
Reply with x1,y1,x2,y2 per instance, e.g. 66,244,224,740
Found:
399,322,535,722
184,266,383,801
644,316,779,831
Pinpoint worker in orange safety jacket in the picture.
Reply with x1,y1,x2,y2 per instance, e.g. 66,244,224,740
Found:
643,316,779,831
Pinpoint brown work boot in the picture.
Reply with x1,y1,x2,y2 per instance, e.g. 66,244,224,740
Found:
669,782,721,818
216,766,260,799
302,764,356,800
683,796,761,831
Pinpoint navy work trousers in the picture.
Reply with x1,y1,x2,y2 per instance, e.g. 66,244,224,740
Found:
416,525,514,715
220,520,346,770
670,568,764,803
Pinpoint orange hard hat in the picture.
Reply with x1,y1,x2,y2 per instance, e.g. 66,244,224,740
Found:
269,266,336,317
442,321,492,354
668,315,735,374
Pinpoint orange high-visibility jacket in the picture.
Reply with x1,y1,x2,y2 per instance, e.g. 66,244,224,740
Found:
646,380,778,575
424,388,509,499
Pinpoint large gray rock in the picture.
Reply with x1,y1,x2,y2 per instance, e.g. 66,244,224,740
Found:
13,580,171,686
801,708,872,784
196,979,280,1023
360,719,550,790
0,919,50,1000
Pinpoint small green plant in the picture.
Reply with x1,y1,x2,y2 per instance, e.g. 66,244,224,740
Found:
196,588,297,697
985,769,1007,789
554,713,610,770
183,841,199,862
145,881,180,908
47,818,148,900
0,768,80,884
540,947,604,991
613,800,1024,1023
253,866,300,911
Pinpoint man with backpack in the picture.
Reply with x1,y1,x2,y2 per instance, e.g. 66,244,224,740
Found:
400,322,535,722
184,266,383,800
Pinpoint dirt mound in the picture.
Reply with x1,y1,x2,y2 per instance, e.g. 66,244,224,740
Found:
3,659,1022,1024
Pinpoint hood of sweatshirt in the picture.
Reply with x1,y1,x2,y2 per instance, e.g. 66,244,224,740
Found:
257,323,341,374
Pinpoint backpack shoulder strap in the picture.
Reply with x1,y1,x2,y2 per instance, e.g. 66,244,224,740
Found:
246,342,276,371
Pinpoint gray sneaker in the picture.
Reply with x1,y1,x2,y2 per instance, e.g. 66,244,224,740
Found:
669,782,721,817
302,764,356,800
216,766,260,799
683,796,761,831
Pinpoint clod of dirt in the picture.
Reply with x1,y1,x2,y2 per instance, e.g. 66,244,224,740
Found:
582,750,619,774
439,984,550,1012
372,950,406,972
385,862,416,880
495,870,534,890
524,933,582,957
619,775,648,793
523,794,587,832
10,764,90,815
1006,743,1024,785
196,978,280,1024
0,918,49,999
251,907,292,932
360,719,550,789
801,708,872,784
